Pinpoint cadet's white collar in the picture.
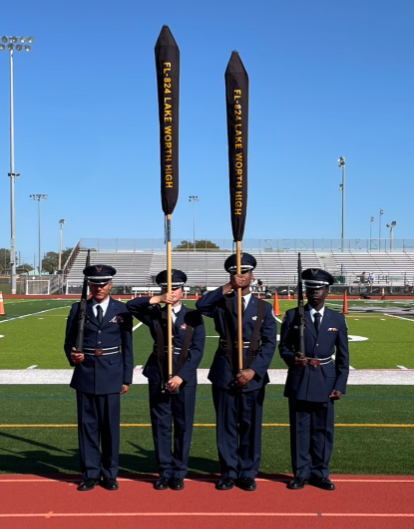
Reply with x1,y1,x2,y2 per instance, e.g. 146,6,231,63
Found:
309,304,325,319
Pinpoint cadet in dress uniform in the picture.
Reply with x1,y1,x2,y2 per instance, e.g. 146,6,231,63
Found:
126,270,205,491
64,265,133,492
196,253,277,492
279,269,349,491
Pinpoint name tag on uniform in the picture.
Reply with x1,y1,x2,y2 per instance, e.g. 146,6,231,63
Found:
327,328,338,332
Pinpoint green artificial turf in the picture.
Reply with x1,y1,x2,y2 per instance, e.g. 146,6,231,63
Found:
3,297,414,369
1,385,414,476
1,296,414,477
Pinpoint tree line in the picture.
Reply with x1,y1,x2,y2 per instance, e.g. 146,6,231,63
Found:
0,247,74,274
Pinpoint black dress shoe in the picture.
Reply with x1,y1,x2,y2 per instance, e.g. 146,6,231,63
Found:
216,477,235,491
169,478,185,491
287,477,308,490
101,478,119,491
154,477,170,490
237,478,257,492
310,477,336,491
77,478,100,492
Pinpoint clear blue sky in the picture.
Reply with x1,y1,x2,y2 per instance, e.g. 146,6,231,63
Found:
0,0,413,265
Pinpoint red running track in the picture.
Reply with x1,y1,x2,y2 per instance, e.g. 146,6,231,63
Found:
0,474,413,529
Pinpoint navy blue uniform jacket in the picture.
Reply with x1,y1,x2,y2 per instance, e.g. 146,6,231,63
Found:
64,297,134,395
279,305,349,402
126,298,205,387
196,288,277,392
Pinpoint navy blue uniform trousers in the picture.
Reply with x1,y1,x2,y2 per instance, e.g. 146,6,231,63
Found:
288,398,335,479
148,380,197,480
76,391,120,481
212,385,265,480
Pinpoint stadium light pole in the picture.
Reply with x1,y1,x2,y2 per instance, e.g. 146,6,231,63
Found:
379,208,384,251
386,221,397,252
338,157,346,252
0,36,34,294
58,219,66,271
188,196,199,252
370,216,374,250
30,194,48,274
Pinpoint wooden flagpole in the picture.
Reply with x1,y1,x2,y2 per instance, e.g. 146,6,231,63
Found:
236,241,243,371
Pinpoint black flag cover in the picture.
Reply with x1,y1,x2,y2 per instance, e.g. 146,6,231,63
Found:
155,25,180,215
225,51,249,242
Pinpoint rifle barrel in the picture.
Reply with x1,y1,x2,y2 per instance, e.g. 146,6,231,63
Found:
75,249,91,353
297,253,305,357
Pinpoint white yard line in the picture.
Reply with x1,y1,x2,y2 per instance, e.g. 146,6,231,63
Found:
0,369,413,385
133,322,143,331
385,313,414,323
26,365,38,370
397,366,408,370
0,306,71,324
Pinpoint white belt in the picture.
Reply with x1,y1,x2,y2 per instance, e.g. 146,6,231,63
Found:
84,346,121,356
305,356,332,366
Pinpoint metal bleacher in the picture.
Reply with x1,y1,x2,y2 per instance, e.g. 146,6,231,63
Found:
64,239,414,291
67,249,154,287
329,252,414,284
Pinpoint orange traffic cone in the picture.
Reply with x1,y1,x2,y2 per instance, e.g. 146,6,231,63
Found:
273,292,280,316
343,290,348,314
0,291,6,316
381,287,385,300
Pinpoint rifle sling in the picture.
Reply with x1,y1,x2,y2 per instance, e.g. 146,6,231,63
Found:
224,297,237,372
245,298,266,368
155,311,167,381
223,296,266,371
173,310,195,376
155,308,195,379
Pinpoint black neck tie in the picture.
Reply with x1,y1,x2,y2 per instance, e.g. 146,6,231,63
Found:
97,305,103,326
314,312,321,334
242,297,246,314
172,308,179,334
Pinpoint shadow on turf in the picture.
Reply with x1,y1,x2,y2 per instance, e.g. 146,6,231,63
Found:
0,430,81,475
121,441,290,484
0,433,290,485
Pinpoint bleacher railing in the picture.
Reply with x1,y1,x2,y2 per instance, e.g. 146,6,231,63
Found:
78,238,414,253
